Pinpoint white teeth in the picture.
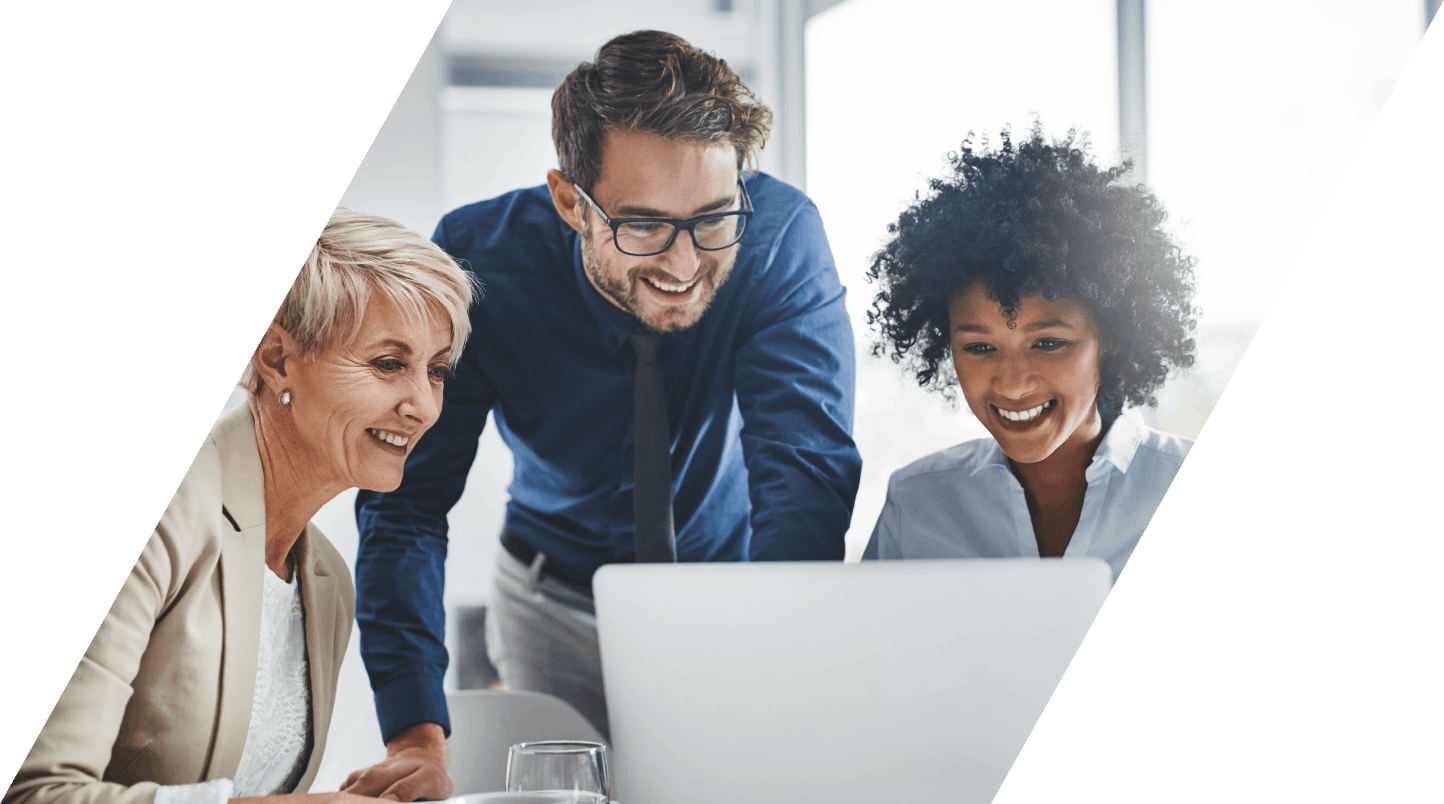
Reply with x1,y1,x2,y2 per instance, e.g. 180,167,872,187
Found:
994,401,1053,422
643,275,697,293
368,428,409,447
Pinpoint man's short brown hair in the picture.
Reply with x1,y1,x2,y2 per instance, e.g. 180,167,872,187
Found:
552,30,773,192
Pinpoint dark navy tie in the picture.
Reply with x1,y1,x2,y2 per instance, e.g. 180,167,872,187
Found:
629,331,677,563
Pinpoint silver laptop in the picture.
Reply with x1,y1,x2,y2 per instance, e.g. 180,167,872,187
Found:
594,558,1112,804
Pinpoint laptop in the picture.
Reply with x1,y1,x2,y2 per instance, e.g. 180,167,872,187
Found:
593,558,1112,804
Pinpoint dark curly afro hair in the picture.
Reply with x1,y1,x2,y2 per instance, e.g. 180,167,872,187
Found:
866,123,1197,412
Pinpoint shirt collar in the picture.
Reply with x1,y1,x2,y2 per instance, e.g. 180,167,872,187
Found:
966,438,1011,477
1089,408,1147,477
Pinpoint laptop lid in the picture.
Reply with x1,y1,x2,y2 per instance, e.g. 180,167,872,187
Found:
594,558,1112,804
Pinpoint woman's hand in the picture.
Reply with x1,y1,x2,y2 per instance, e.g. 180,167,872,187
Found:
339,723,451,802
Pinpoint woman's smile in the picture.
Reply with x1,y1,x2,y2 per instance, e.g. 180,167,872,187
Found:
950,283,1103,466
366,428,411,448
989,399,1056,424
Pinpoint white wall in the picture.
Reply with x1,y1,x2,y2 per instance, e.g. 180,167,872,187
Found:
1143,0,1424,437
440,0,798,185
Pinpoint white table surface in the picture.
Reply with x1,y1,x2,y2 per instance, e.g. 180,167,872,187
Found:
442,793,614,804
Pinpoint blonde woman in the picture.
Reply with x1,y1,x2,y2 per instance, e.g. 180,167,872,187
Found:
7,209,476,804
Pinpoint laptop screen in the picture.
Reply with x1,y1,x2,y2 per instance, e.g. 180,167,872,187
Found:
594,558,1112,804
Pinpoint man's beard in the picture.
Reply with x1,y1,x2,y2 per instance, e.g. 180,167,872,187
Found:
579,217,736,333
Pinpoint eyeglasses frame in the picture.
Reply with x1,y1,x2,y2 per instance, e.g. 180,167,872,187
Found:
572,178,755,257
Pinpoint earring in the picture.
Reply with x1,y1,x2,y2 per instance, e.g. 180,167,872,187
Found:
278,389,292,406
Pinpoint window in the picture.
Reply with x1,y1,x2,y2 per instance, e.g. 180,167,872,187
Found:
807,0,1426,556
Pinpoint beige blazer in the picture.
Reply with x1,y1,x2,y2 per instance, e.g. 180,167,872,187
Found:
7,404,355,804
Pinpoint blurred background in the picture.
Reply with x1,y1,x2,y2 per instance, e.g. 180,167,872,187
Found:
227,0,1433,787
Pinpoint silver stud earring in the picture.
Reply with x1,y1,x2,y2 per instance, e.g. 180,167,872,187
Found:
278,389,292,406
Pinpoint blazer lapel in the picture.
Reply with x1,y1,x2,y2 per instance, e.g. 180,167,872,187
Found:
198,402,348,792
292,522,339,792
204,403,268,782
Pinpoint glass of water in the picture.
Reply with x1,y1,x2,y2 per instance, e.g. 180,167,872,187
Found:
505,740,609,804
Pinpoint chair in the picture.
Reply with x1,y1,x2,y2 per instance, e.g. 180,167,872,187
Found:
446,689,608,795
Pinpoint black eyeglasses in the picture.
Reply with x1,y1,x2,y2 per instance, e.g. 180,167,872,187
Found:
573,179,754,257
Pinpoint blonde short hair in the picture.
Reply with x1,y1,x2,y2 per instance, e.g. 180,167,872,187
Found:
242,208,478,393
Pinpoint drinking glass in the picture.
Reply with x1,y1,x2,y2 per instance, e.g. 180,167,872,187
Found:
505,741,609,804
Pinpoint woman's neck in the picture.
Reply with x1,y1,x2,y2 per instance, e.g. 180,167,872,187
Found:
1010,418,1104,494
1009,408,1107,557
248,394,347,580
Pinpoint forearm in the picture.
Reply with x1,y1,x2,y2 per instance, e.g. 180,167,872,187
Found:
355,394,491,740
353,510,453,741
8,528,182,804
5,780,159,804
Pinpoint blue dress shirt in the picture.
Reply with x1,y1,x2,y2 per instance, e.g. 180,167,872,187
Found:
862,410,1191,581
354,172,861,741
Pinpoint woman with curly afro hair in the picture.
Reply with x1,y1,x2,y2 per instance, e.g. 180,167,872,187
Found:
861,124,1198,581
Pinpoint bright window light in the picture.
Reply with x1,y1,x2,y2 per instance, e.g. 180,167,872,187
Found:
807,0,1119,557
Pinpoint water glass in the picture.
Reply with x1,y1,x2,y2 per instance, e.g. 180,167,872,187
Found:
505,740,609,804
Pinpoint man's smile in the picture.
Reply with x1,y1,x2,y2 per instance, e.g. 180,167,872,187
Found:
641,274,699,294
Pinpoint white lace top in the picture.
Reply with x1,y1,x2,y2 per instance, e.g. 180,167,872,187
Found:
153,569,311,804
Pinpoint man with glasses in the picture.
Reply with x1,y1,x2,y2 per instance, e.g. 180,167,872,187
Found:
344,30,861,800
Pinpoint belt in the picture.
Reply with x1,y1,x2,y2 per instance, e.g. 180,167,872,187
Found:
500,530,604,591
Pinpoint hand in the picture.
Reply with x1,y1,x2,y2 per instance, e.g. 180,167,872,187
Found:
340,723,451,802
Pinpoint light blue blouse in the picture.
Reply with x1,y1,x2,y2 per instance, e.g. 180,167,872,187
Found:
862,410,1192,581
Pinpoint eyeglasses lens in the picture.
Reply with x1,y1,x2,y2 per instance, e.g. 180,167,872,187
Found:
616,214,747,256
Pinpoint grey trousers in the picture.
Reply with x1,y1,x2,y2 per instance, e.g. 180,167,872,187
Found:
485,547,610,741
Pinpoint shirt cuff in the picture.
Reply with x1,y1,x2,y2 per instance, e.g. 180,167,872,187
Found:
153,779,233,804
374,671,452,743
